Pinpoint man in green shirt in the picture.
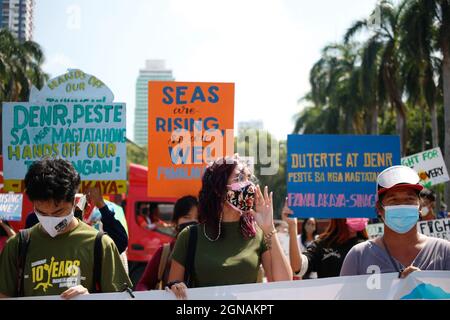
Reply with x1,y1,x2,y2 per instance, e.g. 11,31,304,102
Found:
0,158,132,299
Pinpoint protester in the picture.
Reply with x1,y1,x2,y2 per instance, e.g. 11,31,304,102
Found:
0,220,16,254
419,188,436,221
84,189,130,274
284,204,368,279
340,165,450,277
282,201,319,279
167,156,293,299
24,187,129,254
136,195,199,291
299,217,319,252
0,158,132,298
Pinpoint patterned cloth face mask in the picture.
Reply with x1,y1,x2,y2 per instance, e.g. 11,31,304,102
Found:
226,181,256,214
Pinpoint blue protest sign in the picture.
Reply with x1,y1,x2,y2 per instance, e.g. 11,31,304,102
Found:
0,193,23,221
287,135,400,218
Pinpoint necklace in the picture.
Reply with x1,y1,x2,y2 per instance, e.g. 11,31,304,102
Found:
204,212,223,242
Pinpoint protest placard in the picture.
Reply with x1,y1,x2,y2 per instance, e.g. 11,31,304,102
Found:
366,219,450,241
401,147,450,187
287,135,401,218
417,218,450,240
147,82,234,198
0,193,23,221
2,69,127,194
366,223,384,239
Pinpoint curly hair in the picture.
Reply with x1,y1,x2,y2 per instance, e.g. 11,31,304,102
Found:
24,158,81,204
198,158,238,239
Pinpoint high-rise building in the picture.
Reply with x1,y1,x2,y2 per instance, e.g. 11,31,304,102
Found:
134,60,174,146
238,120,264,133
0,0,34,42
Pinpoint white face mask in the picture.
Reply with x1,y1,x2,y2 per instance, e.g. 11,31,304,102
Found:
421,206,429,217
35,208,75,238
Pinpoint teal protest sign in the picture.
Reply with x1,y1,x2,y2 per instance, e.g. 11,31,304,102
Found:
1,69,127,194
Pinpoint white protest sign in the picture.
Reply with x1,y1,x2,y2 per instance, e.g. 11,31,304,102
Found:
366,223,384,239
401,147,450,187
1,69,127,194
13,271,450,300
417,218,450,240
366,219,450,241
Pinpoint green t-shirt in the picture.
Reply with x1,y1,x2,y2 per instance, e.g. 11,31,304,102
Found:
0,219,132,297
171,221,268,288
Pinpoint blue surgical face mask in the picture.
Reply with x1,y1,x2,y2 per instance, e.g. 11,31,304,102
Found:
383,205,419,234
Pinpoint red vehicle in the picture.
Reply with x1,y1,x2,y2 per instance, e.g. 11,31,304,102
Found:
124,163,178,286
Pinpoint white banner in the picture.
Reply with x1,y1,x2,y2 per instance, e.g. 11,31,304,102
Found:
12,271,450,300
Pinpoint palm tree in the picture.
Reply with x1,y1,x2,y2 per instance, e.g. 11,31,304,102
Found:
294,43,364,134
344,0,410,155
0,28,48,151
402,0,450,212
400,0,440,151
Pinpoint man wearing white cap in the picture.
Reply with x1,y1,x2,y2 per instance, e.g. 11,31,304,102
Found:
340,165,450,278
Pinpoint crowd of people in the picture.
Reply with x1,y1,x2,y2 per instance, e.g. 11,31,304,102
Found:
0,156,450,299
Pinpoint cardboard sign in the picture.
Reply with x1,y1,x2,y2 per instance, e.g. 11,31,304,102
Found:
417,218,450,240
287,135,400,218
401,147,450,187
2,70,127,194
366,219,450,241
147,82,234,198
0,193,23,221
366,223,384,239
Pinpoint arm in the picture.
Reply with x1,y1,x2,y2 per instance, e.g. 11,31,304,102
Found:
167,259,185,283
98,206,128,254
255,186,292,282
86,187,129,253
0,221,16,238
167,228,190,299
281,197,301,274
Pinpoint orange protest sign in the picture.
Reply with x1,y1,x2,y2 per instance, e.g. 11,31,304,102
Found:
147,81,235,198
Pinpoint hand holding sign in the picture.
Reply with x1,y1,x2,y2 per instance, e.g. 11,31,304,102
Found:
281,197,297,228
86,187,106,209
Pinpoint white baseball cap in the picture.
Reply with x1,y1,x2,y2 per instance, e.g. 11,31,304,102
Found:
376,165,423,198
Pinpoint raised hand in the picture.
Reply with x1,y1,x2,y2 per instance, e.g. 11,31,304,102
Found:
281,197,297,228
253,185,275,234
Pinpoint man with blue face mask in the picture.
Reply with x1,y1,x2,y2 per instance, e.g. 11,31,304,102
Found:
340,165,450,278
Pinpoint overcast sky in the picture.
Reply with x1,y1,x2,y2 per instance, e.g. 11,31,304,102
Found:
35,0,379,141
